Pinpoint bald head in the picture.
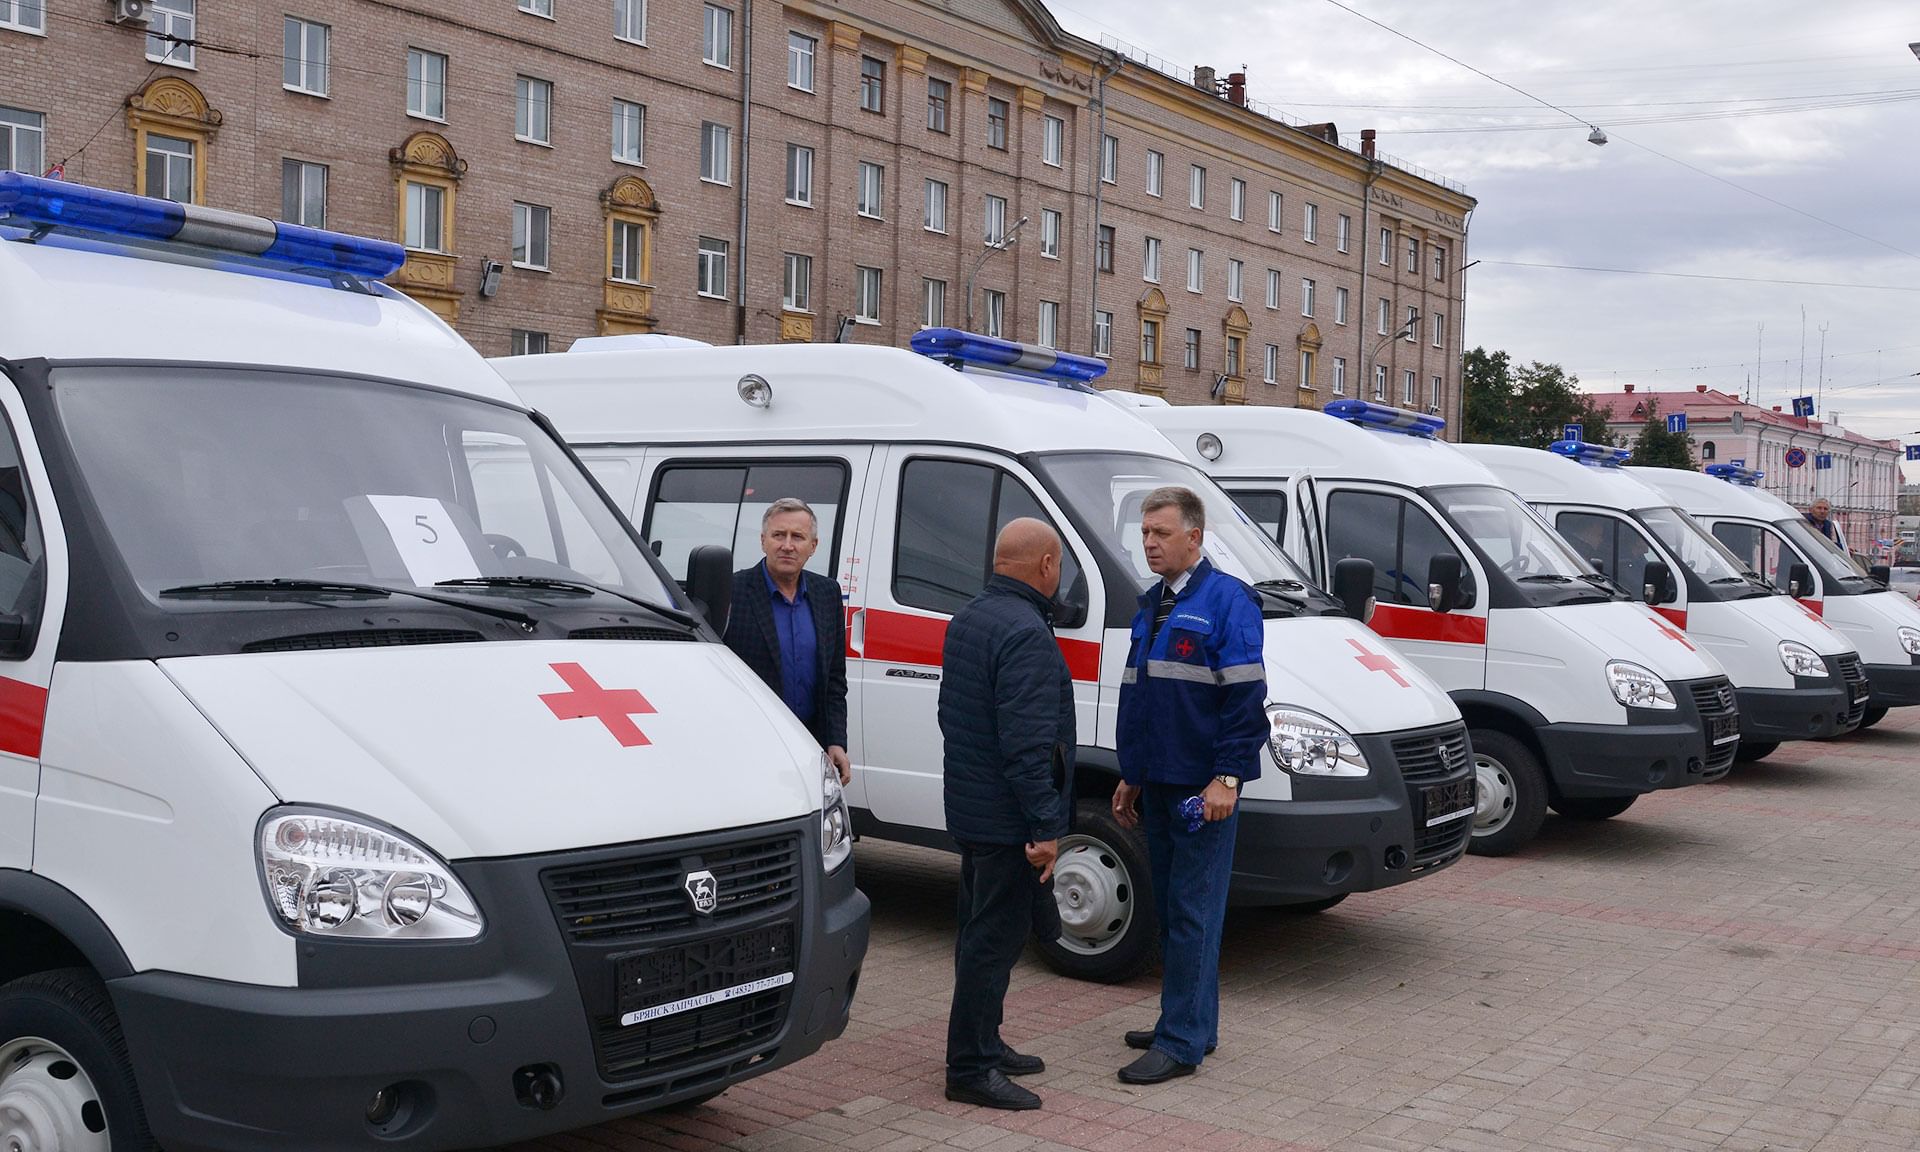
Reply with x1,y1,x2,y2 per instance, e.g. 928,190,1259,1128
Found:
993,518,1063,599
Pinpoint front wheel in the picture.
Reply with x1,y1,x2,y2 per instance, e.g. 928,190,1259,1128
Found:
0,969,156,1152
1734,740,1778,763
1550,795,1636,820
1859,706,1888,730
1467,730,1548,857
1034,800,1158,984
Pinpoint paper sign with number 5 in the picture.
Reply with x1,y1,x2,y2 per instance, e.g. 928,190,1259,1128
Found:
368,494,481,585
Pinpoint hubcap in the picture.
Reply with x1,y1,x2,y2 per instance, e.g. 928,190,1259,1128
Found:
1050,835,1134,956
0,1038,111,1152
1473,755,1516,836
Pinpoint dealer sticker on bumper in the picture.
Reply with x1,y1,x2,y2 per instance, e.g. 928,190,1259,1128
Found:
621,972,795,1027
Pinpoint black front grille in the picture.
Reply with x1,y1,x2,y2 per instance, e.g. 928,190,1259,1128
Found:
1688,676,1739,777
1393,723,1474,869
569,626,698,642
595,987,787,1084
240,628,482,653
594,921,796,1083
1393,724,1472,784
1838,653,1868,727
544,833,801,945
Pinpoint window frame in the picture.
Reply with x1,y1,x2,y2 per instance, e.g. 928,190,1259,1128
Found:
1042,115,1064,167
1096,225,1114,273
856,160,885,220
1183,327,1200,371
1265,269,1280,310
1263,343,1279,384
283,17,331,97
1227,258,1243,302
923,178,948,233
610,218,646,284
1186,248,1203,294
614,0,647,44
696,236,730,299
1300,277,1315,317
986,98,1009,150
0,106,46,177
146,0,195,68
1142,236,1161,283
1229,177,1245,221
407,48,448,122
510,329,550,355
1188,164,1205,210
1267,190,1282,233
1302,201,1318,243
0,0,46,33
855,265,883,324
922,277,947,328
144,132,195,204
1101,134,1118,183
1332,356,1347,396
782,251,812,312
1337,213,1352,253
511,201,551,271
612,99,646,165
1335,286,1349,326
984,194,1008,245
700,120,732,185
784,142,813,206
859,57,886,115
1040,208,1061,259
786,31,815,92
515,75,553,145
1094,309,1113,357
280,158,327,228
1036,300,1059,348
1145,150,1163,197
403,180,446,252
927,77,951,133
702,4,734,69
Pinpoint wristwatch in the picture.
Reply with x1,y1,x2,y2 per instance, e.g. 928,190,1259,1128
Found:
1213,774,1240,790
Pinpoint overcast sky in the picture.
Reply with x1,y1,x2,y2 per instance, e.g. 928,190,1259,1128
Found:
1053,0,1920,474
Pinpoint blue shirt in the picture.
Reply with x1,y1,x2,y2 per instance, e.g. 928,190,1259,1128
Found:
763,561,818,727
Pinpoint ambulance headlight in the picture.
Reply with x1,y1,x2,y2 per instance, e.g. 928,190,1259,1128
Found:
1605,660,1676,710
1778,641,1828,679
821,753,853,872
1899,627,1920,657
258,810,482,939
1266,705,1369,777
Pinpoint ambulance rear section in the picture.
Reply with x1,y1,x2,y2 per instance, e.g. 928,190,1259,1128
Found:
496,334,1476,985
1141,401,1739,857
0,175,865,1152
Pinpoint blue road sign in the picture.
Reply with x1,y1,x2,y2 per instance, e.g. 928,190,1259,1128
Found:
1785,447,1808,469
1907,445,1920,462
1816,453,1833,470
1562,423,1583,443
1792,395,1815,418
1666,412,1687,434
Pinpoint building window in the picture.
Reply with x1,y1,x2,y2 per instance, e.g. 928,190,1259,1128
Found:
145,133,195,203
1373,364,1387,399
697,237,730,298
1265,269,1280,310
404,181,445,251
1042,115,1063,167
857,161,885,219
927,78,950,132
1267,191,1282,233
1229,178,1245,221
0,107,44,175
1186,248,1202,293
1432,312,1445,348
1101,134,1118,183
1094,309,1113,357
1097,225,1114,273
615,0,646,42
1264,344,1279,384
1405,305,1418,341
1303,202,1318,243
515,76,552,144
1143,236,1161,282
1379,226,1392,265
1332,356,1347,395
518,0,552,15
512,202,551,270
1189,164,1205,209
1337,213,1352,253
1301,278,1315,317
0,0,44,32
1040,208,1061,258
703,5,732,67
782,252,812,311
146,0,194,67
280,159,326,227
1403,369,1417,405
1145,150,1163,197
510,330,549,355
787,32,815,91
1225,335,1241,378
1184,328,1200,370
984,194,1007,244
856,265,884,323
859,57,885,114
922,278,946,328
700,121,731,184
1227,258,1243,302
408,49,447,120
1377,297,1390,335
785,143,812,205
1141,319,1159,364
1701,440,1716,461
1432,375,1444,410
981,288,1004,336
1433,244,1448,281
986,98,1008,149
1037,300,1059,348
1406,236,1419,273
283,18,330,96
1300,349,1315,390
924,179,948,232
610,219,645,283
1335,287,1349,326
612,99,645,164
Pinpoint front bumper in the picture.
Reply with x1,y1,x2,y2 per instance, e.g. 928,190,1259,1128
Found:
1735,677,1854,743
1866,660,1920,709
1537,676,1737,797
110,816,869,1152
1230,721,1473,906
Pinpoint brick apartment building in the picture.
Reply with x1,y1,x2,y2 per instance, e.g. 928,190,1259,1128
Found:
0,0,1474,417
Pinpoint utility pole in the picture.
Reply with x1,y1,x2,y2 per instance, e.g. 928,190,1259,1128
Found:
1817,322,1828,415
1754,322,1763,405
1798,305,1806,404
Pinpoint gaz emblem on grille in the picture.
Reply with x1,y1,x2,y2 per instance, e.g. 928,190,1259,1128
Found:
684,870,718,916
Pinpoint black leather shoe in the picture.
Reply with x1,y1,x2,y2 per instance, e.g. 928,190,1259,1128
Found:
1124,1030,1214,1054
998,1049,1045,1076
945,1069,1042,1110
1118,1049,1197,1085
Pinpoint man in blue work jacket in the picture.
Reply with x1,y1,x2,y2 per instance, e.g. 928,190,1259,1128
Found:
1112,486,1266,1084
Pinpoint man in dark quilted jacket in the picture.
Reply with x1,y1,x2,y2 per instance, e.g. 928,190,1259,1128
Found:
938,518,1074,1112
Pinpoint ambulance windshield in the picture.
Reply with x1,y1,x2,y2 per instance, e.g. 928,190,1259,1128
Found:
1634,506,1774,599
1430,485,1614,605
53,366,681,612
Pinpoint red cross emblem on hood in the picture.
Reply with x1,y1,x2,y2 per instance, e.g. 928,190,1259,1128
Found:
1347,638,1410,687
540,662,657,747
1651,619,1695,651
1173,636,1196,658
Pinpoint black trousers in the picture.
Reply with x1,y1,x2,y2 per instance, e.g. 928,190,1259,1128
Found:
945,840,1056,1083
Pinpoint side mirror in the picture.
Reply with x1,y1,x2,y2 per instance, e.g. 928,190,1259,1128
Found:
686,544,734,629
1588,556,1606,573
1332,557,1375,622
1641,560,1675,605
1426,553,1464,614
1870,564,1891,586
1787,561,1814,599
1053,570,1090,630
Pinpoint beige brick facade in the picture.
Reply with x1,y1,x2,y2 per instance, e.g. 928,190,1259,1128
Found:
0,0,1472,422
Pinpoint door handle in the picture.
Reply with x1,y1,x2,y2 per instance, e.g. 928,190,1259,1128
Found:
848,607,865,657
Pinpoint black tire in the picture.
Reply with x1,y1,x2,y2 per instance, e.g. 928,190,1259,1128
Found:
1734,740,1779,763
1550,795,1636,820
0,968,156,1152
1466,729,1549,857
1033,800,1158,984
1860,706,1888,730
1279,893,1348,915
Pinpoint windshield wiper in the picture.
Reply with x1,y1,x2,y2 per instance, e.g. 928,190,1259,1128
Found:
161,578,537,629
1517,574,1574,583
1252,578,1308,597
1709,576,1749,585
435,575,701,630
1577,572,1628,597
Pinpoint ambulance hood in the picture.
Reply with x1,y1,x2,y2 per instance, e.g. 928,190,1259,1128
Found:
160,640,820,860
1263,617,1460,734
1827,588,1920,656
1732,594,1855,657
1542,600,1727,680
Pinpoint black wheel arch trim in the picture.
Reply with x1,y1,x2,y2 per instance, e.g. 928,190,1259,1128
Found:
0,870,134,980
1449,689,1552,736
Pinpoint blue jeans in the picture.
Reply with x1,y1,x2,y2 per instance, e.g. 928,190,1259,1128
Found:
1142,782,1237,1065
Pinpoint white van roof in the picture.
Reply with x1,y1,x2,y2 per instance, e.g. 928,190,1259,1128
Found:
1459,444,1673,511
493,343,1185,458
1630,466,1799,521
1135,404,1500,490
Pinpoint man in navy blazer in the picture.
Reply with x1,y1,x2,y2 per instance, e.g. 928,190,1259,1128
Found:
724,498,851,783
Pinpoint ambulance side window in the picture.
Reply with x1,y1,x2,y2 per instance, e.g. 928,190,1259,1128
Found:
893,458,1080,617
1555,512,1617,575
1326,490,1472,608
1226,490,1286,546
1712,522,1788,591
644,461,848,581
0,414,44,649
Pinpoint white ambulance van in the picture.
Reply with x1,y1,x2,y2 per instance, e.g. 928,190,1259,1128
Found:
1135,401,1738,856
1461,441,1865,760
0,173,867,1151
494,330,1476,984
1637,463,1920,729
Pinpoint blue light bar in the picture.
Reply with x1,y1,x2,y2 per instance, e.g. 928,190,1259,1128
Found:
1549,439,1631,467
1704,462,1765,486
0,172,404,281
1323,398,1446,439
909,327,1108,391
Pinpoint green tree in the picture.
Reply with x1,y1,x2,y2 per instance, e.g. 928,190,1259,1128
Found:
1626,396,1697,469
1462,347,1612,449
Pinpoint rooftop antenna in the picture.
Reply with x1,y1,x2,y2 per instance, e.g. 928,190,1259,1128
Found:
1816,321,1828,418
1753,321,1763,405
1797,305,1806,405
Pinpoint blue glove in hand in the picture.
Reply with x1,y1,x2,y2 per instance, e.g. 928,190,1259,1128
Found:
1180,794,1206,832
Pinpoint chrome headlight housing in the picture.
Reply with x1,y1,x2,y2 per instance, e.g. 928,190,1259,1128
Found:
1778,640,1828,678
1899,626,1920,657
1605,660,1676,710
821,752,852,872
1266,705,1370,777
258,809,482,939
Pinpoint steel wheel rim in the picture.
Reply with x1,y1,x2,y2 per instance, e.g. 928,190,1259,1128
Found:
1050,834,1135,956
1473,755,1516,836
0,1036,111,1152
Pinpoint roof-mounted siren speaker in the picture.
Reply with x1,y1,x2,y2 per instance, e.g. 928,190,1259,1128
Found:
111,0,152,25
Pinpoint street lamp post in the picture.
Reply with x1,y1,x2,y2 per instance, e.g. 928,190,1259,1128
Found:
1365,312,1420,401
964,215,1029,333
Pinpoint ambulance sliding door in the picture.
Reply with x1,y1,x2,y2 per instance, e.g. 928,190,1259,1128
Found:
0,374,61,871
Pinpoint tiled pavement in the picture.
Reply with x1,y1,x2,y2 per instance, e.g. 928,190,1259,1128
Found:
512,712,1920,1152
